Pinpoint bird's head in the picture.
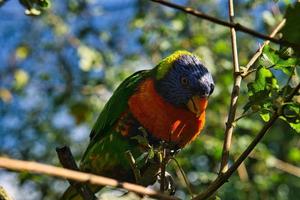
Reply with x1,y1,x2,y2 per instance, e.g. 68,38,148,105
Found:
154,51,214,117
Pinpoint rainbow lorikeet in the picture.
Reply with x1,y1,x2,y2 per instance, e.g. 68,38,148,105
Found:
62,50,214,199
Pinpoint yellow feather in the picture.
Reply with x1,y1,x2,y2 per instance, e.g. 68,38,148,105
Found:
156,50,193,80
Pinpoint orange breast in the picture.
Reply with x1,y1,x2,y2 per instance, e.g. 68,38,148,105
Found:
128,79,206,147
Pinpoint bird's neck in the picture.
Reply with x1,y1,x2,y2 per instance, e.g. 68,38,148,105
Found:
128,78,206,147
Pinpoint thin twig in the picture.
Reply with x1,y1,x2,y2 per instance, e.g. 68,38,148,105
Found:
192,83,300,200
170,157,194,198
242,19,286,78
56,146,96,200
219,0,241,174
249,153,300,178
0,157,179,200
194,113,280,200
220,18,286,175
125,150,142,184
268,157,300,177
0,186,13,200
234,110,258,122
150,0,298,48
236,161,249,182
160,147,167,192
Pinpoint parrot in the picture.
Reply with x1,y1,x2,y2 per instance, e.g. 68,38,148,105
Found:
61,50,214,199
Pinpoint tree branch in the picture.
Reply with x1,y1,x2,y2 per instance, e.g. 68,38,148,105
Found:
0,186,13,200
0,157,179,200
150,0,298,49
270,157,300,177
193,113,279,200
160,148,167,192
192,83,300,200
242,19,286,78
219,0,241,174
249,153,300,178
236,161,249,182
56,146,96,200
125,150,142,184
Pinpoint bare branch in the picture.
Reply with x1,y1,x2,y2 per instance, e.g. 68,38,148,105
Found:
242,19,286,78
219,0,241,174
249,154,300,178
150,0,298,48
193,113,280,200
270,157,300,177
0,157,179,200
125,150,142,184
160,147,168,192
236,162,249,182
56,146,96,200
0,186,13,200
171,157,194,197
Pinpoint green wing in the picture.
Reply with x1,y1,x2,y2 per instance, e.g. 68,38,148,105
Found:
90,69,151,140
63,70,155,200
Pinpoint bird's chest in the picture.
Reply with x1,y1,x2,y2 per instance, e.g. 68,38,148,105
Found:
126,79,205,147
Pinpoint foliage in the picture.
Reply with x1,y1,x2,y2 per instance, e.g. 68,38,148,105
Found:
244,45,299,132
281,2,300,50
17,0,51,15
0,0,299,200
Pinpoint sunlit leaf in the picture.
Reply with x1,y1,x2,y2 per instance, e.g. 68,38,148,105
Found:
171,19,184,31
15,45,29,60
281,102,300,133
78,45,103,72
0,88,12,102
14,69,29,89
259,46,279,67
260,109,270,122
260,45,299,76
288,147,300,162
25,8,41,16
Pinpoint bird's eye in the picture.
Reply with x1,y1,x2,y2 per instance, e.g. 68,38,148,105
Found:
180,76,189,86
209,84,215,95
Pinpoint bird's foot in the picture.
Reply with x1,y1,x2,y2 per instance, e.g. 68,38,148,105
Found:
158,171,176,195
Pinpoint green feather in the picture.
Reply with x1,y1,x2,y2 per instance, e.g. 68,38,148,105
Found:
81,69,152,164
89,70,152,141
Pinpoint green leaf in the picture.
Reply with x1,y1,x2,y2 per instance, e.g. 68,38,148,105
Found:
130,135,149,146
288,147,300,162
147,148,155,160
135,152,149,166
14,69,29,89
283,103,300,119
252,67,274,92
281,102,300,133
260,45,299,76
259,45,278,68
260,110,270,122
38,0,50,8
289,123,300,133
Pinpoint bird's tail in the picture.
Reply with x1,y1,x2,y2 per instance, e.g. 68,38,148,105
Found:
60,185,101,200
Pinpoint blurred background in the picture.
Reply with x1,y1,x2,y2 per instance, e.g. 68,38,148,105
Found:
0,0,299,199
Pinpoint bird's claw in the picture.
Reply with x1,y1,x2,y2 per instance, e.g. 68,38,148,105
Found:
158,171,176,195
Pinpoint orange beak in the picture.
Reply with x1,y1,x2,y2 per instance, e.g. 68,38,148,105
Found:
187,95,208,117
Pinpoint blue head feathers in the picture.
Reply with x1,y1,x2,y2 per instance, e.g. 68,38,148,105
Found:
155,53,214,107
